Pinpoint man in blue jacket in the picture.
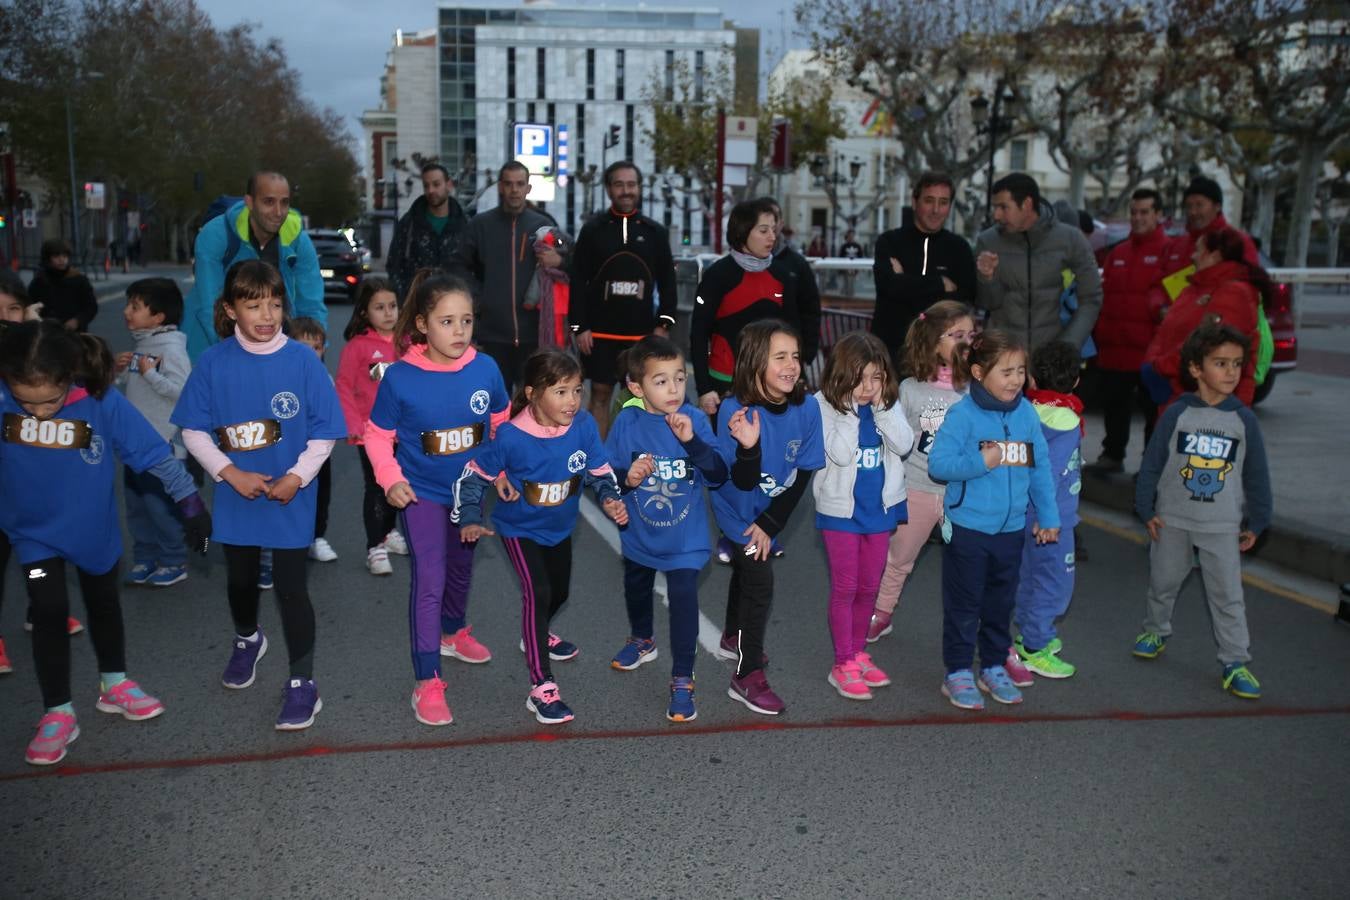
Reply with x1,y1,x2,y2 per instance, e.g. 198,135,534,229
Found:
183,171,326,360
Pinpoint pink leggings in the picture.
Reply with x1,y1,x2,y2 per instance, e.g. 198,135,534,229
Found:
876,489,944,615
821,530,891,664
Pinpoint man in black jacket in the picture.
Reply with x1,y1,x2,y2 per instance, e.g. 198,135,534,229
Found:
869,171,976,361
386,162,468,301
570,161,677,435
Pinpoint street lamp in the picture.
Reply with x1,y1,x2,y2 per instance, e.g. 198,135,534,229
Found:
812,152,865,255
64,69,104,265
971,86,1019,227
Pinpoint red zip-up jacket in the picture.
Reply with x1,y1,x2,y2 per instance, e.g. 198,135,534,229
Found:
1095,226,1169,372
335,328,397,443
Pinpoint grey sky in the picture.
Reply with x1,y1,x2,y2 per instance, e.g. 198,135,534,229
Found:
196,0,801,140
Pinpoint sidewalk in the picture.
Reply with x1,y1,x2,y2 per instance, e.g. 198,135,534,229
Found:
15,264,193,302
1080,367,1350,584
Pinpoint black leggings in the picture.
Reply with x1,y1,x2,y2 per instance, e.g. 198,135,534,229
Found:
358,447,398,549
222,544,315,679
313,458,333,540
24,556,124,708
725,550,774,678
501,535,571,685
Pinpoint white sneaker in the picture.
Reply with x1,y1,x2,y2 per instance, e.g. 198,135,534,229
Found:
308,537,338,562
366,546,393,575
383,529,409,556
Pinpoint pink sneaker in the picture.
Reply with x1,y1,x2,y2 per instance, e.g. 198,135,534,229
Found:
95,679,165,720
440,625,492,664
853,651,891,688
0,637,12,674
866,610,893,643
827,660,873,700
1004,649,1035,687
412,676,453,726
25,710,79,766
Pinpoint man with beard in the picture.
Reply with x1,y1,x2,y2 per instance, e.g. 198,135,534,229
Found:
385,162,468,302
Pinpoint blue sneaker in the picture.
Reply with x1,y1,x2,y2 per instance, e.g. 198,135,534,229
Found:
222,631,268,689
257,563,273,591
941,669,984,710
1132,632,1168,659
978,665,1024,705
716,536,734,565
126,563,155,586
1222,663,1261,699
611,636,659,671
147,565,187,588
275,678,322,730
770,538,785,558
526,681,574,724
667,676,697,722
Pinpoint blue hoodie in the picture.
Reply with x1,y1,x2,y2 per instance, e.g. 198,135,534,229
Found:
928,381,1060,535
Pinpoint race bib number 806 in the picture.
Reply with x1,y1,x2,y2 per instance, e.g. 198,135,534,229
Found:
2,414,93,449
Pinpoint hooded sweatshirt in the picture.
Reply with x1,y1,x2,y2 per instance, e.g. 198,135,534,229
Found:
115,325,191,455
335,328,397,442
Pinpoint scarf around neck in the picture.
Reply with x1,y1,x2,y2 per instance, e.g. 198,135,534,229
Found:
730,248,773,273
969,378,1021,412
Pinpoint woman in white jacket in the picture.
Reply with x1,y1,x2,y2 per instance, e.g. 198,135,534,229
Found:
812,332,914,700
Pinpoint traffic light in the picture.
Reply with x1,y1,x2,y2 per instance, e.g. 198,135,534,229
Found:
681,232,690,246
0,214,6,229
607,124,621,148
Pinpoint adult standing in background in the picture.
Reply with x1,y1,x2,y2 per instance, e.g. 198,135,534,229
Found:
385,162,467,302
452,161,562,391
27,239,97,331
181,171,325,360
569,161,677,436
973,172,1101,352
869,171,975,364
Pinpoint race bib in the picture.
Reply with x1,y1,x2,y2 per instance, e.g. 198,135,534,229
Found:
606,280,644,299
523,475,582,507
633,452,692,483
996,440,1034,467
215,419,283,452
917,430,936,455
856,446,882,470
369,362,391,382
1176,430,1239,461
421,424,484,456
1,414,93,449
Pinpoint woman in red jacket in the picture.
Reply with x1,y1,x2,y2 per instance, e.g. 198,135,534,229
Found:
1144,227,1268,407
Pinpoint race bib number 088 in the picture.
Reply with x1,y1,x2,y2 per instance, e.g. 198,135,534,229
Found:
997,441,1034,467
2,414,93,449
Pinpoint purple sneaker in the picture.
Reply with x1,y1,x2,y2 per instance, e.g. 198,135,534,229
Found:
221,631,267,689
275,678,323,731
727,669,785,716
716,632,769,667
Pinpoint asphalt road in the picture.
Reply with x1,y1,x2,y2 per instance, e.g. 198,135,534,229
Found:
1,293,1347,899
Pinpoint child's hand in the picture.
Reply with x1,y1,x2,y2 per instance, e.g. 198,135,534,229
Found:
741,523,773,561
266,473,302,505
698,391,720,416
980,441,1002,469
495,475,520,502
626,455,656,488
386,481,418,508
460,523,494,543
728,408,760,449
666,412,694,442
114,351,133,373
1238,530,1257,552
1034,525,1060,545
1146,516,1165,542
221,466,271,500
136,354,158,375
603,497,629,526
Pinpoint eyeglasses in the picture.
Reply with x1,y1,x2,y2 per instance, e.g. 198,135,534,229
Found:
943,329,979,342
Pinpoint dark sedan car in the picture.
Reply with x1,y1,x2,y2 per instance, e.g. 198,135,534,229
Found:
309,228,371,302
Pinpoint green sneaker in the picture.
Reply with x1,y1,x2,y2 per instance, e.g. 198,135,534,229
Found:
1015,635,1062,657
1020,645,1076,679
1132,632,1167,659
1222,664,1261,699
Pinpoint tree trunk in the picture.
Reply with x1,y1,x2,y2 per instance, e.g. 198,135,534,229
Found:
167,220,179,265
1250,181,1276,256
1283,138,1326,269
1067,166,1087,211
1327,222,1341,268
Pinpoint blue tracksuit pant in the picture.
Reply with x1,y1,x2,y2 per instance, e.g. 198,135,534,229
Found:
1013,521,1076,651
942,524,1023,673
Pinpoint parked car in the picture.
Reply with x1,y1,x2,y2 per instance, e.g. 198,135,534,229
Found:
309,228,371,303
1255,250,1295,404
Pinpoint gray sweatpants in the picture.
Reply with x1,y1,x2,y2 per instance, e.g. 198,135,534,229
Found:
1142,525,1251,665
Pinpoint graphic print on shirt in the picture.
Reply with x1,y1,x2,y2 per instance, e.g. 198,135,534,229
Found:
80,434,105,466
567,450,587,474
631,452,694,527
916,399,951,455
1066,447,1082,496
271,391,301,419
469,389,491,415
1175,428,1239,502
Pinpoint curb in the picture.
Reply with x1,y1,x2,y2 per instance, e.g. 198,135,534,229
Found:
1081,473,1350,586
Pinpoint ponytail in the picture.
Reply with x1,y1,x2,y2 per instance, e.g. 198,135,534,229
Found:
75,332,114,397
0,320,113,398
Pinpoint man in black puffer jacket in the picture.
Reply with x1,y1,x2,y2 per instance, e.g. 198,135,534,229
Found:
386,163,468,301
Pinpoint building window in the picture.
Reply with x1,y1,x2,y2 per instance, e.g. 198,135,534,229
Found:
625,104,634,160
576,104,586,170
586,48,595,100
694,50,704,103
547,102,555,127
664,50,675,101
527,102,536,123
507,47,516,99
536,47,546,99
1010,139,1028,172
616,49,625,101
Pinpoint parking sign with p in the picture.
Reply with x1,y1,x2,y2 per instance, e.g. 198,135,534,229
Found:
514,124,553,176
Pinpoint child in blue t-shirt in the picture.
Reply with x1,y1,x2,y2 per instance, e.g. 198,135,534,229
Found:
456,350,627,725
711,319,825,717
173,260,345,733
928,330,1060,712
0,322,210,765
604,335,728,723
812,331,914,701
364,273,510,728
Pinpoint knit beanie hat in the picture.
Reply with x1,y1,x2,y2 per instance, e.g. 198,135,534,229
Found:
1184,175,1223,206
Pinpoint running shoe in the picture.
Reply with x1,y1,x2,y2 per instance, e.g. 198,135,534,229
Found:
0,637,11,675
727,670,785,715
770,538,785,558
412,676,453,726
941,669,985,710
147,565,188,587
222,631,268,689
308,537,338,562
866,610,894,643
1016,635,1063,656
383,529,409,556
828,660,873,700
526,681,574,724
667,676,697,722
716,632,768,666
26,617,86,635
1019,645,1076,679
1222,663,1261,699
519,633,579,661
716,535,734,564
1132,632,1168,659
25,710,79,766
366,546,392,576
1004,649,1035,687
95,679,165,720
611,636,659,671
276,678,322,731
440,625,492,664
977,665,1024,705
257,563,273,591
126,562,155,586
852,651,891,688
